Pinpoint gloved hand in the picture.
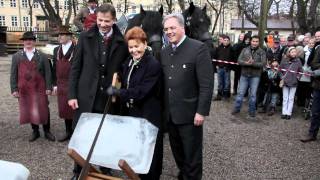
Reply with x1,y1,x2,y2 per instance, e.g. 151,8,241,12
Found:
107,86,120,96
313,69,320,77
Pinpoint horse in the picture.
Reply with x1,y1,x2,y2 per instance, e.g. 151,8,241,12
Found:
126,5,164,60
182,2,214,55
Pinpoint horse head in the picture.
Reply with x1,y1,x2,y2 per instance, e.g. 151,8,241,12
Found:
183,2,211,43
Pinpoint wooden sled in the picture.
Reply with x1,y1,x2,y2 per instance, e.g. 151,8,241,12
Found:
67,148,140,180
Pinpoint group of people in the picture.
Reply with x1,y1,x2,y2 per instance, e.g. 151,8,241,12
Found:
213,32,319,117
10,2,214,180
213,30,320,143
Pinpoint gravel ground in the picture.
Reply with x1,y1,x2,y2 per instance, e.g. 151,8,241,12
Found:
1,55,320,180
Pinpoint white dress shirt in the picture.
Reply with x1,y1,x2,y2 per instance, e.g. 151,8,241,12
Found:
24,48,35,61
62,41,72,56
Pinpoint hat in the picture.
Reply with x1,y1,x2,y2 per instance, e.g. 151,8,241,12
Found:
287,46,296,53
287,35,295,41
274,37,280,43
58,25,73,35
20,31,36,41
88,0,98,3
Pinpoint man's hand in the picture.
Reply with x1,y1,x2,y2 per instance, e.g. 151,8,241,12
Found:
245,58,253,65
46,90,52,95
52,86,57,96
194,113,205,126
68,99,79,110
12,91,19,98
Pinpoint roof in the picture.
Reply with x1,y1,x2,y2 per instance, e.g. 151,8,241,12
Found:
231,19,299,30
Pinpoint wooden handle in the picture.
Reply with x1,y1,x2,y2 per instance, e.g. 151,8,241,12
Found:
111,73,118,103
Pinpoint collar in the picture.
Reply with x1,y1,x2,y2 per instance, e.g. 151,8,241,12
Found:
88,7,96,14
172,35,186,48
100,28,113,38
62,40,72,48
24,48,35,53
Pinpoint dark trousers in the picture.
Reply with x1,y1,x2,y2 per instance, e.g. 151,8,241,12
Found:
64,119,73,133
297,81,312,106
308,89,320,138
168,120,203,180
31,112,50,132
139,131,163,180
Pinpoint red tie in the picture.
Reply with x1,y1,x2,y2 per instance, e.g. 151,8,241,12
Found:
103,34,111,46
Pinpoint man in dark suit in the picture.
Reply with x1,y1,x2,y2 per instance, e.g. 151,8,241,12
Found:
68,4,129,179
160,13,214,180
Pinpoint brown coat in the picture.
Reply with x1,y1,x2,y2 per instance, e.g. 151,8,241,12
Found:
73,7,93,31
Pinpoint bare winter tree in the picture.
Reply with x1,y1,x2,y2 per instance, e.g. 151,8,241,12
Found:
178,0,186,11
237,0,274,27
165,0,173,13
37,0,77,31
296,0,320,33
206,0,233,34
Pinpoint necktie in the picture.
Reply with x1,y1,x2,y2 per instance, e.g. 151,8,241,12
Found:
103,33,111,46
172,45,177,52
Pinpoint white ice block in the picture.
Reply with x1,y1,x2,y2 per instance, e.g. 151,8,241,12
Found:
68,113,158,174
0,160,30,180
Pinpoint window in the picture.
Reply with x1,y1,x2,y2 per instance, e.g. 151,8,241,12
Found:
132,6,136,13
0,0,4,7
21,0,28,8
33,2,39,8
10,0,16,7
11,16,17,26
64,0,68,9
116,3,121,12
23,16,29,27
0,16,5,26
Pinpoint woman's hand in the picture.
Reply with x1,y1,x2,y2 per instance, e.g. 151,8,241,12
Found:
106,86,120,96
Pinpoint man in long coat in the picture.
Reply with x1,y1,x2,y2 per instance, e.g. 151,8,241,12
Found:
68,4,129,179
10,31,55,142
160,13,214,180
52,26,75,142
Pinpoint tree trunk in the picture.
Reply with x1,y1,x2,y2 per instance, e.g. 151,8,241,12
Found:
258,0,268,47
65,0,73,26
165,0,173,13
28,0,33,31
211,2,223,34
296,0,308,33
178,0,185,11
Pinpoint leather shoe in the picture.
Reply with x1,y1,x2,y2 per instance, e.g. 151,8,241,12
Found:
300,136,317,143
58,133,72,142
29,131,40,142
44,131,56,141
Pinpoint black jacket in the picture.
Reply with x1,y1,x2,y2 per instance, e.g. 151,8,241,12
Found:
119,53,162,128
214,44,234,68
69,24,129,125
160,37,214,125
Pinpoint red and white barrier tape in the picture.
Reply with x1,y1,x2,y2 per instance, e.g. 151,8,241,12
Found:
212,59,313,77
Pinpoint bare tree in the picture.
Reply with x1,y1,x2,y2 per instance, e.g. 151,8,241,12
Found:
206,0,229,34
178,0,185,11
296,0,319,33
165,0,173,13
237,0,274,27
